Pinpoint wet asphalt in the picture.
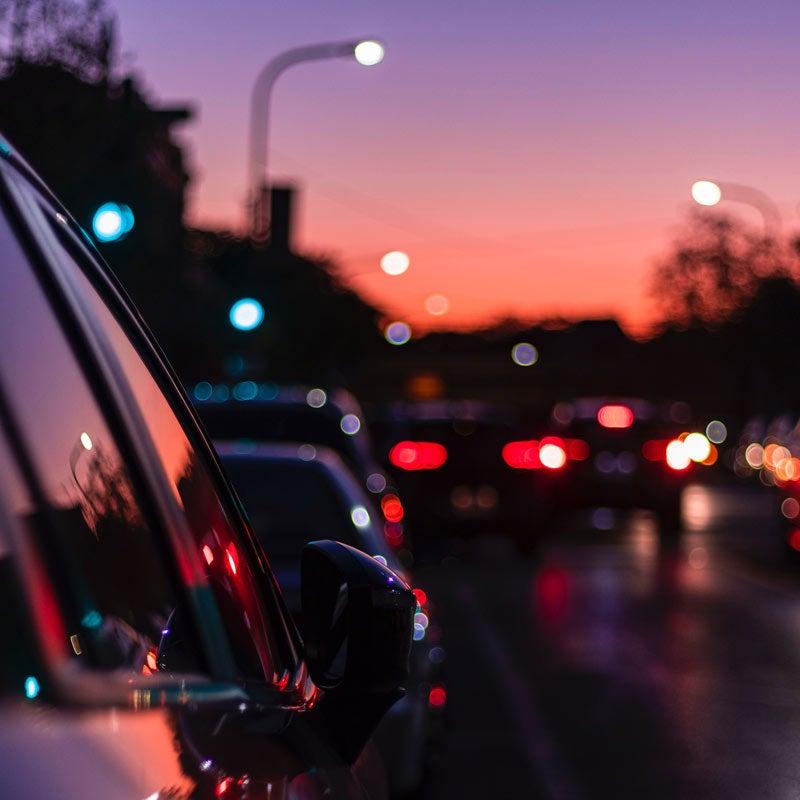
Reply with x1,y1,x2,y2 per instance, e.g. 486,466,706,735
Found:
421,482,800,799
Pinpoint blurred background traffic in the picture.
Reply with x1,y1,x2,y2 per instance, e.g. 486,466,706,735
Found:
5,0,800,796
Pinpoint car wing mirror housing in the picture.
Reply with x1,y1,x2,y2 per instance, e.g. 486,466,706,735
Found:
301,540,415,761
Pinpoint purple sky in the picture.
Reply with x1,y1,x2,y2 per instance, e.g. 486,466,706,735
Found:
113,0,800,333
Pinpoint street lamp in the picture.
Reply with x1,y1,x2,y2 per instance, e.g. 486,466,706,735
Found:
690,179,781,236
248,38,385,237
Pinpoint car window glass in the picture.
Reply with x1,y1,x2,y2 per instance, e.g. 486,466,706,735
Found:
0,209,202,677
44,221,280,683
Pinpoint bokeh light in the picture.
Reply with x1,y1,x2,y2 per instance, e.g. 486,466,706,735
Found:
366,472,387,493
385,321,412,345
354,39,385,66
539,442,566,469
511,342,538,366
782,498,800,519
350,505,371,528
745,443,764,469
306,388,327,408
666,439,690,470
706,420,727,444
380,250,410,276
691,180,722,206
425,293,450,316
92,202,133,242
79,431,93,451
684,432,711,463
229,298,264,331
340,413,361,435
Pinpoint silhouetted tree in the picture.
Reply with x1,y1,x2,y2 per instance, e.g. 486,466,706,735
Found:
651,211,795,328
0,0,114,81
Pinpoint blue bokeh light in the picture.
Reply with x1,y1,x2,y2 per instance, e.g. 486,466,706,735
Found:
229,298,265,331
92,202,134,242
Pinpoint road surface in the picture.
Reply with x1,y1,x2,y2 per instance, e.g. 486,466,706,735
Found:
422,483,800,799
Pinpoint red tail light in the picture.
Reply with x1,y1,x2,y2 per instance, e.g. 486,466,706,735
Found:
428,685,447,708
642,439,668,461
389,441,448,470
597,404,634,429
381,493,404,522
502,439,541,469
565,438,590,461
503,436,576,470
539,440,567,469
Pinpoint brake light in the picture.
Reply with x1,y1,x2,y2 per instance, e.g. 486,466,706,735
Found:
381,493,404,522
389,441,448,470
503,436,574,469
539,442,567,469
665,439,691,470
428,685,447,708
565,438,590,460
597,404,634,429
502,439,541,469
642,439,668,461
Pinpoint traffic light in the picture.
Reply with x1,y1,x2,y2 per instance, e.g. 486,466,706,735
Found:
91,202,134,242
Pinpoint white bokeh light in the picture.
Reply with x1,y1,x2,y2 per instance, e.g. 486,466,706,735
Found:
691,180,722,207
380,250,410,276
354,39,385,66
425,294,450,316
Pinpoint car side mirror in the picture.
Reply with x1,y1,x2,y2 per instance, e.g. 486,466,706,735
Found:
300,540,415,761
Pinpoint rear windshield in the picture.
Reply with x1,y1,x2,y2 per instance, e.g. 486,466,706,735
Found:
221,457,356,562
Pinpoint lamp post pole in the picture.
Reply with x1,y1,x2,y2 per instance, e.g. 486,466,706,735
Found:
248,39,385,237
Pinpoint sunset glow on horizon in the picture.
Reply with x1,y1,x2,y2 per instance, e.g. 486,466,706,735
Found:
114,0,800,336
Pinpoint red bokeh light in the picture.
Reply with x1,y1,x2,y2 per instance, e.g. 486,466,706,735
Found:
381,493,405,522
642,439,668,461
565,438,590,460
413,587,428,607
789,530,800,551
389,441,448,471
597,404,634,429
502,439,541,469
428,685,447,708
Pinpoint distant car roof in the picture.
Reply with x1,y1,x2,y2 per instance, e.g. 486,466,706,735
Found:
383,399,517,424
194,386,382,480
214,440,397,569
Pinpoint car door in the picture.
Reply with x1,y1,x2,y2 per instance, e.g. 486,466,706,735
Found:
0,151,387,799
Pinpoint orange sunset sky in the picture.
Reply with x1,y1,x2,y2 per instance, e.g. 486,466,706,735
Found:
113,0,800,335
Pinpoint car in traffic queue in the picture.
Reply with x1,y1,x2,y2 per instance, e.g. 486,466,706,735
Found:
373,400,541,553
194,386,415,560
0,137,415,799
521,398,711,533
215,441,446,797
733,413,800,555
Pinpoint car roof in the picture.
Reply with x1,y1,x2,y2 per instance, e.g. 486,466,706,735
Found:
214,439,397,566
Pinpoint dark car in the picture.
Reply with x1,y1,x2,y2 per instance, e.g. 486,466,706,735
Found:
194,387,416,558
374,400,539,552
528,397,702,533
215,442,445,797
0,138,414,798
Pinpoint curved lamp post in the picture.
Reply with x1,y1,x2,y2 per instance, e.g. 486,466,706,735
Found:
248,38,385,236
690,179,781,237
